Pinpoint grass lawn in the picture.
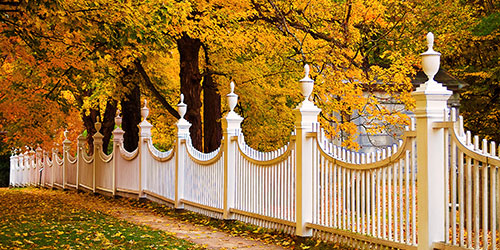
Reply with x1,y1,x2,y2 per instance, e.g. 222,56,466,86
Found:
0,188,202,250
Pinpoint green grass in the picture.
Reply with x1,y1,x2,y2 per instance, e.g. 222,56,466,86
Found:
0,188,202,250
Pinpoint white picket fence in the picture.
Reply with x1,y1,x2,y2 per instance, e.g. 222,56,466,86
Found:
9,33,500,250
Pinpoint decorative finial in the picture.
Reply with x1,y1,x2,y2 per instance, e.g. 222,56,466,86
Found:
115,109,122,127
64,129,68,140
95,116,102,132
427,32,434,51
141,99,149,120
304,64,310,79
227,81,238,112
421,32,441,85
177,94,187,119
299,64,314,102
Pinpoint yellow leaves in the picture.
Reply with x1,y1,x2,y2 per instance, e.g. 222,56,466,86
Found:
12,240,23,245
111,231,122,237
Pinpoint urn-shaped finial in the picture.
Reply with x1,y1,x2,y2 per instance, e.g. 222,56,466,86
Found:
95,116,102,133
227,81,238,112
177,94,187,119
299,64,314,102
141,99,149,121
421,32,441,84
115,110,122,127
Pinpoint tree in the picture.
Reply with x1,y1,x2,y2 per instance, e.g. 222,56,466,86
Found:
2,0,466,154
440,1,500,142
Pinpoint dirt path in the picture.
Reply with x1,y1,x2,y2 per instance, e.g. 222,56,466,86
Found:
31,188,289,250
108,206,286,250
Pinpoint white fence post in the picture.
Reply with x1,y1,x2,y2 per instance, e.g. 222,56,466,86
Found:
9,151,15,187
294,65,321,237
36,147,43,186
76,134,86,190
112,111,124,196
413,33,452,250
28,149,35,185
139,100,153,198
222,82,243,220
62,130,71,189
92,118,104,193
51,149,57,188
176,95,190,209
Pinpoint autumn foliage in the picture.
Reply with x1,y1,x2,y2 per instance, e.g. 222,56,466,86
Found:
0,0,491,153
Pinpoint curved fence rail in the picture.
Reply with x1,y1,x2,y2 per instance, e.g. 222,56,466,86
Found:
182,137,224,218
437,108,500,250
116,145,140,195
233,133,297,233
142,139,176,203
308,123,418,249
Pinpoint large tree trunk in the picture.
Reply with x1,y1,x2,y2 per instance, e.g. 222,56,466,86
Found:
177,34,203,151
81,100,117,154
202,70,222,152
120,66,142,152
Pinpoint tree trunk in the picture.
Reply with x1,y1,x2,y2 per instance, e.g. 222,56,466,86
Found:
202,71,222,152
177,34,203,151
121,81,141,152
81,100,117,154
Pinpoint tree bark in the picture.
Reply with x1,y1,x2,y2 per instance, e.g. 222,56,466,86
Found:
119,65,142,152
81,100,117,154
177,34,203,151
121,83,141,152
202,69,222,152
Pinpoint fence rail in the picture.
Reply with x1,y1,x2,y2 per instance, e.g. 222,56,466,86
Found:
10,33,496,250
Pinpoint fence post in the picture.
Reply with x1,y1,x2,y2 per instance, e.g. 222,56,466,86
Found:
139,100,153,198
28,149,35,185
112,111,124,197
36,147,43,187
62,130,71,189
92,117,104,193
51,149,57,188
76,134,86,191
9,151,15,187
222,82,243,220
294,65,321,237
413,33,452,250
175,95,190,209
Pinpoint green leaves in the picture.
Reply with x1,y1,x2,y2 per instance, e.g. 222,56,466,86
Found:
472,12,500,36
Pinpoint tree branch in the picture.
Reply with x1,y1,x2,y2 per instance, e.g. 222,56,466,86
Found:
133,59,180,119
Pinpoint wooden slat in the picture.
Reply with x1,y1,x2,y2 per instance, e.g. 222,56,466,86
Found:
306,223,417,250
474,159,480,249
445,127,450,244
433,241,473,250
452,139,457,245
491,164,497,250
466,156,473,248
482,163,488,249
458,151,465,246
404,151,410,244
182,199,224,214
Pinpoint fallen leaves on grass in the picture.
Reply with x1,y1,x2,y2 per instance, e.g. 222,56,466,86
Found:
0,188,203,250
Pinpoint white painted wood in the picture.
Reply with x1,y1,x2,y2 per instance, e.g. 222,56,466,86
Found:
458,150,465,247
466,156,473,248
